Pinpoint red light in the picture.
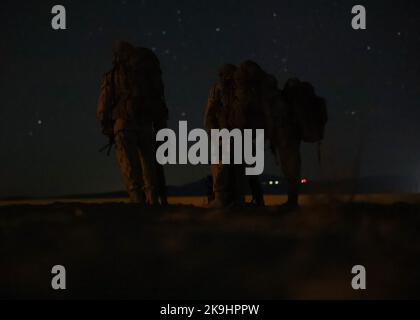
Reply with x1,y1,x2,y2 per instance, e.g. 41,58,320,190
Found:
301,178,308,184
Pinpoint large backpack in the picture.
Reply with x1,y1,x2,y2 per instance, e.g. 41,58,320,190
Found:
230,61,266,130
282,78,328,143
103,47,167,125
126,47,167,123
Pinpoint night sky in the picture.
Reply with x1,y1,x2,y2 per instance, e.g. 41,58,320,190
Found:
1,0,419,197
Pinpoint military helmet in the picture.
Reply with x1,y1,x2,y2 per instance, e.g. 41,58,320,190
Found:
218,64,237,81
112,41,136,64
235,60,264,85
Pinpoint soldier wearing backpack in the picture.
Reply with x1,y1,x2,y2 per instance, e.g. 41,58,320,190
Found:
204,62,267,208
204,64,241,208
96,41,168,205
230,61,266,206
263,77,327,210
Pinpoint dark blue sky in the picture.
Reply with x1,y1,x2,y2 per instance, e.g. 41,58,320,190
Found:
0,0,419,197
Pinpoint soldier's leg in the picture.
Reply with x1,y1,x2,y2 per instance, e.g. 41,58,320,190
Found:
209,139,235,207
212,163,231,202
137,126,159,205
277,139,301,207
156,164,168,206
231,164,245,205
115,130,146,203
154,120,169,205
248,175,265,206
206,175,215,203
229,139,245,205
209,163,233,207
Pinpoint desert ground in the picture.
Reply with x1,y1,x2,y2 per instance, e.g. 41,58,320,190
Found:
1,194,420,299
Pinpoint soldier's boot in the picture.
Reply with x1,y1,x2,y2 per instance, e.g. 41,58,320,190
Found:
254,193,265,207
209,163,233,209
145,187,159,206
156,164,168,206
230,194,245,208
207,192,233,209
231,164,246,207
159,193,168,207
285,190,299,209
277,178,300,212
249,176,265,207
276,138,301,212
231,180,245,207
128,188,146,204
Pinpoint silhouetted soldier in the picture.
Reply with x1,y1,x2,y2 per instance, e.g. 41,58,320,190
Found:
261,75,301,209
205,175,215,204
204,64,240,208
231,61,267,206
263,76,327,210
96,41,168,205
249,176,265,206
204,62,267,208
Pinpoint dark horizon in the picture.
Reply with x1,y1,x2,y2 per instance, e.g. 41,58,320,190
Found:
2,173,419,200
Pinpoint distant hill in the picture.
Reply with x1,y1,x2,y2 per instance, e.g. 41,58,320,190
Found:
167,174,419,196
1,175,418,201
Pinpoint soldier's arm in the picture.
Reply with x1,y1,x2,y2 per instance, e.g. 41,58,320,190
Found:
96,73,108,121
96,72,115,137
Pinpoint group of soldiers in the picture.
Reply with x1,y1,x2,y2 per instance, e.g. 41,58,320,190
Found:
203,61,302,209
97,41,326,210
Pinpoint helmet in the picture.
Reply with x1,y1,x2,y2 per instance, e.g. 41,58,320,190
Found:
218,64,237,81
235,60,264,85
112,41,136,64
